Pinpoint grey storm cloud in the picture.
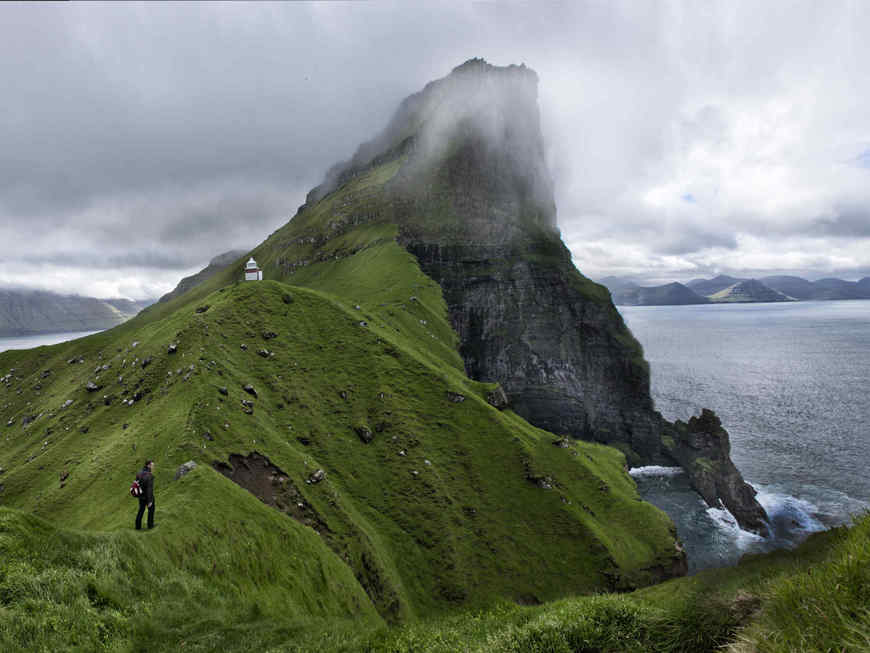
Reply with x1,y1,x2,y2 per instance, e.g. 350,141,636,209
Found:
2,1,870,299
656,231,739,257
810,206,870,239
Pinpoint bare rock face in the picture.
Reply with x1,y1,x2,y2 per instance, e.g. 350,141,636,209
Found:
213,452,328,534
661,410,769,536
406,240,661,461
371,59,662,461
486,385,509,410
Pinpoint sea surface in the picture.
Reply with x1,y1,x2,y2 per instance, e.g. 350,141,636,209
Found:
0,331,101,355
621,300,870,573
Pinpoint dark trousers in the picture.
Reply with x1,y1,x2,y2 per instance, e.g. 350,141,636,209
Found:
136,498,155,530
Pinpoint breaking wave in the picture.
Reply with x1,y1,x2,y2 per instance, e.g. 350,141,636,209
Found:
631,468,869,573
629,465,684,478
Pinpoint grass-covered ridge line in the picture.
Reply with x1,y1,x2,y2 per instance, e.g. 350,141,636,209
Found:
0,275,681,646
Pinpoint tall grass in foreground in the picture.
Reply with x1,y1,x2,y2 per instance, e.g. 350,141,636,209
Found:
2,508,869,651
347,512,870,653
730,510,870,652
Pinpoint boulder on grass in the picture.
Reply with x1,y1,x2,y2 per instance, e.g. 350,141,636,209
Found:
175,460,197,480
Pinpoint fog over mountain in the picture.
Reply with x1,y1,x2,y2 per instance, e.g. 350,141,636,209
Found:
2,2,870,299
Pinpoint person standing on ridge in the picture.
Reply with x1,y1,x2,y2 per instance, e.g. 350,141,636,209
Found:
135,459,156,530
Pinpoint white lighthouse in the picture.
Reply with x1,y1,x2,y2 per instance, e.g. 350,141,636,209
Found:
244,257,263,281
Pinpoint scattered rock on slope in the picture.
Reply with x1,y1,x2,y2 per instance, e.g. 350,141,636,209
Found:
354,425,374,443
486,386,509,410
175,460,197,480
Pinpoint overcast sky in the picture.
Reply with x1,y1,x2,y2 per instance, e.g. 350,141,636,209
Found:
2,2,869,299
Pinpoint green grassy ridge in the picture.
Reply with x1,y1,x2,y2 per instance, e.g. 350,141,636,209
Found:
1,278,682,646
123,157,410,336
125,144,627,405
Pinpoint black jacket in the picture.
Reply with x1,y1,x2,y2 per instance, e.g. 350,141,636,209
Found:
136,468,154,503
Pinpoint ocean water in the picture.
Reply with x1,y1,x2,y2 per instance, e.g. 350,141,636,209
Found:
0,331,101,354
621,300,870,573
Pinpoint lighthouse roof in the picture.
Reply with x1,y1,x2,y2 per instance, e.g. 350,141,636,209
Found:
245,257,258,269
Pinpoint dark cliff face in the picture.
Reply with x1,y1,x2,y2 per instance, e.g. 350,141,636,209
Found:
371,59,661,460
402,239,661,461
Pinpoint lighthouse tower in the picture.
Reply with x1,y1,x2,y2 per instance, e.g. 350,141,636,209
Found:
244,257,263,281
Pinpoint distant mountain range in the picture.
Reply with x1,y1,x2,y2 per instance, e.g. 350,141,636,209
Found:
0,250,245,337
0,290,153,336
600,274,870,306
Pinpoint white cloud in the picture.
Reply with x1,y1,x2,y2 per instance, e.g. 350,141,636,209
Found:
2,1,870,297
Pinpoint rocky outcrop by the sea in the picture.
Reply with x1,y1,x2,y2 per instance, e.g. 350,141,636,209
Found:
661,410,769,536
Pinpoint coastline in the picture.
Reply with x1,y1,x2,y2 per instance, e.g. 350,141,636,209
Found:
0,330,102,354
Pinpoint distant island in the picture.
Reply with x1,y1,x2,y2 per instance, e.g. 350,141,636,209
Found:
600,274,870,306
0,289,153,337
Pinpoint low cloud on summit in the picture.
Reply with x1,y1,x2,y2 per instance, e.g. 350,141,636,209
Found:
2,2,870,298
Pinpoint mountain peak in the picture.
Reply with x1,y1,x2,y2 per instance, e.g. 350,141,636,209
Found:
449,57,537,81
306,59,551,224
709,278,792,303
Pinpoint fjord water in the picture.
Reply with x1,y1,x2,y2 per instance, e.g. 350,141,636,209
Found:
0,330,101,354
621,300,870,573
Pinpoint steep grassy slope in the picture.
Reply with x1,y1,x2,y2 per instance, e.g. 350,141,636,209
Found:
333,512,870,652
0,493,378,652
1,269,683,649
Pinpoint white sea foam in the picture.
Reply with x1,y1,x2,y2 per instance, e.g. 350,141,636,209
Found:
754,486,827,539
629,465,684,478
705,484,832,557
705,506,765,551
